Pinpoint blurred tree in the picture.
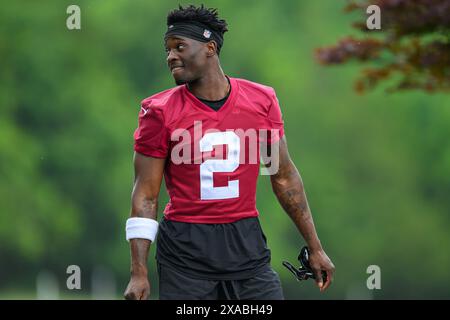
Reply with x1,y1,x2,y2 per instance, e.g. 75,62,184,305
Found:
315,0,450,93
1,0,450,299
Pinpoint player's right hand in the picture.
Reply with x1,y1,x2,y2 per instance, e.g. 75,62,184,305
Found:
124,275,150,300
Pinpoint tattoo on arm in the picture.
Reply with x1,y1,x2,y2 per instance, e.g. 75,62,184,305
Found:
135,197,158,219
129,195,159,276
271,160,322,249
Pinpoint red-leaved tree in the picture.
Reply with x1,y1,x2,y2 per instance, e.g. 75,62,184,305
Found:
315,0,450,93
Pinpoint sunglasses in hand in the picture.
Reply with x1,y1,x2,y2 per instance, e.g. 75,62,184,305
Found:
282,246,328,283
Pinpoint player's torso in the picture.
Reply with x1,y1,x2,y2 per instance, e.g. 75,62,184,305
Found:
162,80,269,223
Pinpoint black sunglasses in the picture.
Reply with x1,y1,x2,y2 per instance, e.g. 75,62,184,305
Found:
282,246,328,282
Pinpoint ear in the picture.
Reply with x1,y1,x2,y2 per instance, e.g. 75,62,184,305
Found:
206,41,217,57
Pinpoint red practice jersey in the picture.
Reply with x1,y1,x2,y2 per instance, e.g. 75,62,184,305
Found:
134,77,284,223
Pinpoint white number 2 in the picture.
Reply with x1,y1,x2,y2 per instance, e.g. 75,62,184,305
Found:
199,131,240,200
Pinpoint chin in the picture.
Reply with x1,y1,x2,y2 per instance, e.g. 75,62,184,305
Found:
173,71,198,86
174,77,187,86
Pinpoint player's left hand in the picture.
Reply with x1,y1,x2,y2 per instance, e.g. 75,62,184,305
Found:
308,248,335,292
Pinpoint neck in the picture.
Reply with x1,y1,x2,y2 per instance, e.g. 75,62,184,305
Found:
187,65,229,101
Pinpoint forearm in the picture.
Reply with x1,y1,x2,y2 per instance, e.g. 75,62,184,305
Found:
129,195,158,276
270,162,322,252
129,239,151,276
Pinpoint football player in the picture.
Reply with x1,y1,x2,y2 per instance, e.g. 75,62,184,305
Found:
124,4,335,300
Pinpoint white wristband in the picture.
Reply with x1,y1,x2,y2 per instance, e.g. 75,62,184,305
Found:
126,217,159,242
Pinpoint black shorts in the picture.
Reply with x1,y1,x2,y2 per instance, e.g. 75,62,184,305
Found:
156,217,272,280
158,262,284,300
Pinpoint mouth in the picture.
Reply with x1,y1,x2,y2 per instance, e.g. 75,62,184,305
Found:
171,66,184,74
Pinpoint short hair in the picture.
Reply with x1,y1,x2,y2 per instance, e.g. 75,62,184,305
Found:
167,4,228,52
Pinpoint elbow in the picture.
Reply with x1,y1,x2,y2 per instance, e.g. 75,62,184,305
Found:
130,192,159,219
270,174,291,191
270,166,304,191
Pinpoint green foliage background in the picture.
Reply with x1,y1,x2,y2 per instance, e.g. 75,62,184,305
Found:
1,0,449,299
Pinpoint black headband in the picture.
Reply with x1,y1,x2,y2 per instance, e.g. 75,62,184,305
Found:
164,21,224,53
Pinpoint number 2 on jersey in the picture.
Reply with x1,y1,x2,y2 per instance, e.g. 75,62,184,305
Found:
199,131,240,200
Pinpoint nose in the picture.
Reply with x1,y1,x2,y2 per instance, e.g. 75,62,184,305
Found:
166,49,178,65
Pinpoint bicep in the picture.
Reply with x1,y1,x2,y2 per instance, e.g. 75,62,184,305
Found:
264,135,291,168
265,136,297,181
132,151,166,200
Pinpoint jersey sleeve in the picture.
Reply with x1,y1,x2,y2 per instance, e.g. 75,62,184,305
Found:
133,101,170,158
263,89,285,145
